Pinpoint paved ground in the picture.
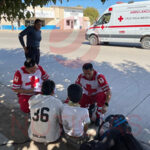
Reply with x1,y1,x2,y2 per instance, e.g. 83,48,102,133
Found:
0,30,150,150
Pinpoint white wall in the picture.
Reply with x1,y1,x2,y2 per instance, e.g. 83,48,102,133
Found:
64,8,83,29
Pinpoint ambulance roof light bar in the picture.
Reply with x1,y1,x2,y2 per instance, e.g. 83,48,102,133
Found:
116,1,124,4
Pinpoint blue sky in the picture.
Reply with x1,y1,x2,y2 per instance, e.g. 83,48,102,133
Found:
49,0,149,15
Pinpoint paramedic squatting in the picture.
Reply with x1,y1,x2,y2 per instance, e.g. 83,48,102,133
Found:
75,63,111,126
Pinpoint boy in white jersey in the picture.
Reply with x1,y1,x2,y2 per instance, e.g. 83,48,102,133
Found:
62,84,90,147
28,79,63,143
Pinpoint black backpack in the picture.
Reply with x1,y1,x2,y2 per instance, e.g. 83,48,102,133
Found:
95,114,132,140
80,114,133,150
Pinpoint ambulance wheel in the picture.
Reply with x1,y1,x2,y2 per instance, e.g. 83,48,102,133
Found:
141,37,150,49
103,42,109,45
89,35,99,45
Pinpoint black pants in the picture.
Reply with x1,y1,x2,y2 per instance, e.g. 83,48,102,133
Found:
25,47,40,64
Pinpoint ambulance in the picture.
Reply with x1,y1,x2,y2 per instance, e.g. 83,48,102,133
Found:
85,1,150,49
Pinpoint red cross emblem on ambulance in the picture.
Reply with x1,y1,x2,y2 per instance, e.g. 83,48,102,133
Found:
118,16,124,22
101,25,105,30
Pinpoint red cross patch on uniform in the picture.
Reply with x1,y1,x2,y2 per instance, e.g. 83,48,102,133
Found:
25,76,39,88
14,76,19,83
98,78,104,84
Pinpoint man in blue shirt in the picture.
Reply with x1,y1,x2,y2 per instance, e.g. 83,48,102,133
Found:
19,19,42,64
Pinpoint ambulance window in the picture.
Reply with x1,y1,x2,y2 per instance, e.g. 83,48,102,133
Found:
97,13,111,25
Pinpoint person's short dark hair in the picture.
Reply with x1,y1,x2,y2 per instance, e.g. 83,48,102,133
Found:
34,19,42,25
24,58,36,68
42,80,55,95
68,84,83,103
82,63,93,70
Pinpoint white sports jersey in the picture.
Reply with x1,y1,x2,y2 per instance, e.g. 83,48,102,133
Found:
12,65,49,95
62,104,90,137
76,70,110,96
28,94,63,143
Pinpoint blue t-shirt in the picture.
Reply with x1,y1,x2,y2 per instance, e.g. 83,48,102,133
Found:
19,26,41,48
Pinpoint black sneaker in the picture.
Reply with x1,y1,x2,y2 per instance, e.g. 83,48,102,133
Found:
95,117,100,126
88,104,96,118
90,119,95,124
88,104,96,124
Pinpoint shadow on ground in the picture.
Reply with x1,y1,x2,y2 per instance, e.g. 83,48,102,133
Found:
82,41,143,49
0,48,150,149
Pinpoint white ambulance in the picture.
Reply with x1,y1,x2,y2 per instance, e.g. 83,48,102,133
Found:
85,1,150,49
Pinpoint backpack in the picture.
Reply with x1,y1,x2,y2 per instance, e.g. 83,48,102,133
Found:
95,114,132,140
80,114,132,150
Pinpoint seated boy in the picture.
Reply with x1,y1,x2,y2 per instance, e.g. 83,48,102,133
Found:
28,79,63,143
61,84,90,147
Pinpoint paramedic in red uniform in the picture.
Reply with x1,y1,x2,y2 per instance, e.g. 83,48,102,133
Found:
12,58,49,113
76,63,111,126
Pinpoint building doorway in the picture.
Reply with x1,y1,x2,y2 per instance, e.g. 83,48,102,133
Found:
71,20,74,29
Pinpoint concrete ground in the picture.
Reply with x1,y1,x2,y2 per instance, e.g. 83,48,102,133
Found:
0,30,150,150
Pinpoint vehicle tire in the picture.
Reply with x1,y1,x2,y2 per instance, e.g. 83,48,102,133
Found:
103,42,109,45
141,37,150,49
89,35,99,45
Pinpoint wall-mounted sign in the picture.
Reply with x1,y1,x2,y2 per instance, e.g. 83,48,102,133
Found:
35,10,55,18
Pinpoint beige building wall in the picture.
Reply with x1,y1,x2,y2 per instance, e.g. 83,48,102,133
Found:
83,16,91,29
20,20,25,26
59,8,65,29
51,6,64,29
0,6,89,30
0,18,11,25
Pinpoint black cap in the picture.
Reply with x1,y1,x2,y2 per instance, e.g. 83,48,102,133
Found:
82,63,93,70
24,58,36,68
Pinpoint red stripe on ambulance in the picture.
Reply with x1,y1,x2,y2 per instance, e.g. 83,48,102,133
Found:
89,25,150,30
